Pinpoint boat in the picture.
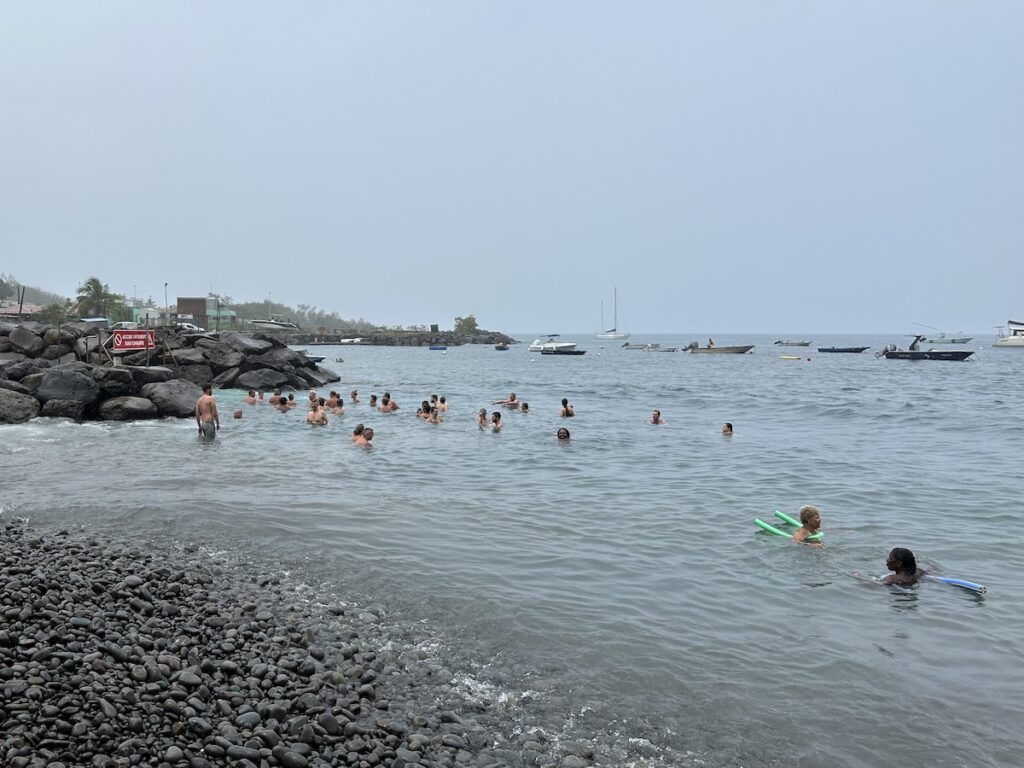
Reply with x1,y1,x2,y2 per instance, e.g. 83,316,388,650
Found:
779,355,802,360
304,354,326,363
773,340,811,346
993,320,1024,348
922,333,972,344
595,288,630,341
643,344,677,352
685,341,754,354
334,357,344,363
250,318,300,330
494,343,510,351
429,345,447,351
817,346,870,353
338,337,365,345
528,334,579,353
540,348,586,356
622,342,655,350
913,323,971,344
877,336,974,361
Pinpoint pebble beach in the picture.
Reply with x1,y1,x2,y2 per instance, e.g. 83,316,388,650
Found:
0,520,594,768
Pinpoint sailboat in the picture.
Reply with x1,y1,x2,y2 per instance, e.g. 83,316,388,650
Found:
595,288,630,341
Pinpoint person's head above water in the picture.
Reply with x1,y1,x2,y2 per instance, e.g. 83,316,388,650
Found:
798,505,821,530
887,547,917,574
556,427,570,440
722,422,733,435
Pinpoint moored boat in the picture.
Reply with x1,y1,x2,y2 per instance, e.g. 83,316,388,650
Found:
541,348,586,356
773,340,811,346
993,320,1024,348
686,341,754,354
528,334,579,353
494,343,510,351
877,336,974,361
595,288,629,341
250,318,300,330
817,346,870,353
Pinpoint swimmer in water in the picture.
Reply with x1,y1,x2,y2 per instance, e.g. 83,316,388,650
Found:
233,409,243,419
491,411,503,432
350,423,364,443
369,394,378,408
477,408,489,428
880,548,927,586
243,390,257,405
494,393,519,409
269,388,282,406
792,505,821,544
722,422,733,436
650,410,665,424
350,390,359,404
560,398,575,417
520,402,529,414
556,427,570,441
306,402,328,425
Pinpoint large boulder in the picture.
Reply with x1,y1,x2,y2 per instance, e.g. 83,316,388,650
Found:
175,364,215,387
0,389,40,423
0,322,16,336
248,347,308,372
1,360,43,381
40,399,86,421
0,379,30,395
17,321,51,336
0,352,28,364
74,336,100,358
298,366,341,388
218,332,272,355
168,347,206,366
201,344,244,371
210,367,240,389
8,326,45,356
140,379,202,418
98,396,159,421
92,366,134,397
124,365,173,387
235,368,290,390
35,369,101,407
41,344,73,360
43,328,61,346
0,337,11,353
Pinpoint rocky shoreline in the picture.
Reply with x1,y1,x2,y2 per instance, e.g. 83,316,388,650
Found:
0,323,341,424
0,519,599,768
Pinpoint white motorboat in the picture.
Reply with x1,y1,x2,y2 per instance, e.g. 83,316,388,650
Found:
923,332,972,344
528,334,579,353
595,288,630,341
250,318,300,330
994,320,1024,347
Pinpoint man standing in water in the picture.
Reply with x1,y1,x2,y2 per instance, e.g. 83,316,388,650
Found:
195,384,220,439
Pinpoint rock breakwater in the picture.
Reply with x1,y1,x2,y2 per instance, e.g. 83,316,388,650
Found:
0,323,340,424
0,520,596,768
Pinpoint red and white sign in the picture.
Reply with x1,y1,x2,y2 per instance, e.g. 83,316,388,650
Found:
112,330,156,352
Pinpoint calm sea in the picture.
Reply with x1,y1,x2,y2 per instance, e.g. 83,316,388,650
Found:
3,333,1022,768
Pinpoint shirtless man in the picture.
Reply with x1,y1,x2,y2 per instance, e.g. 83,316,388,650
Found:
306,402,328,425
560,398,575,417
269,389,282,406
383,391,399,411
476,408,489,428
361,427,374,445
308,390,319,408
243,389,257,405
438,396,448,412
195,384,220,439
491,411,503,432
426,406,442,424
325,391,339,409
650,410,665,424
350,390,359,404
350,423,365,443
494,393,519,409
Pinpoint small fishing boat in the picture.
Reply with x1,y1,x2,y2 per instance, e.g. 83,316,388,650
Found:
877,336,974,361
817,346,870,353
773,340,811,346
334,357,344,363
923,334,972,344
779,355,802,360
251,317,300,330
304,354,326,363
541,348,586,356
429,345,447,351
494,343,509,351
686,341,754,354
644,345,678,352
622,342,655,350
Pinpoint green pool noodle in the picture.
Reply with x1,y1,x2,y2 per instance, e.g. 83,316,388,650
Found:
755,512,823,542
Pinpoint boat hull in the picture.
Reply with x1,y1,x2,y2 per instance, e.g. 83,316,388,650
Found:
923,337,971,344
541,349,586,356
882,350,974,361
596,332,630,341
688,345,754,354
817,346,870,353
774,340,811,346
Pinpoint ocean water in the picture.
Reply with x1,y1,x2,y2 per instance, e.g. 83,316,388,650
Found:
2,333,1022,768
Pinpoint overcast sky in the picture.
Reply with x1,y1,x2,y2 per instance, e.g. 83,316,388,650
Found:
1,2,1021,334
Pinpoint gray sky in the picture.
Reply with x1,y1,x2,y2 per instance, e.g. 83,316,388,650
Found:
2,2,1021,333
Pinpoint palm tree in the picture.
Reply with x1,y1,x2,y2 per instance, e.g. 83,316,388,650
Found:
76,277,128,320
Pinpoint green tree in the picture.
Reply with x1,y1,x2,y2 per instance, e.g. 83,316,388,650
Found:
39,299,74,326
454,314,479,333
0,278,11,300
76,276,130,321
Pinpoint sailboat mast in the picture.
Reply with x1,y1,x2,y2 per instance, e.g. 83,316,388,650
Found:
613,287,618,330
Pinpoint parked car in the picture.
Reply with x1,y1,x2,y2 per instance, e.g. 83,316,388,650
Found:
176,322,206,332
110,321,140,331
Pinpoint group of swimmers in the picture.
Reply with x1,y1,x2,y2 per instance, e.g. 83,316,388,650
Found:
788,504,931,586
